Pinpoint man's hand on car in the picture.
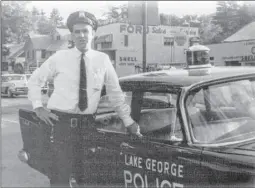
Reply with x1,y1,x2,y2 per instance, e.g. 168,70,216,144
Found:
35,107,59,126
126,122,143,138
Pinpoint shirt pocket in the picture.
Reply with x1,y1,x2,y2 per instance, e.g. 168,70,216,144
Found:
92,69,105,90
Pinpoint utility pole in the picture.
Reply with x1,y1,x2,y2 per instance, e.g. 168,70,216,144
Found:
142,1,147,72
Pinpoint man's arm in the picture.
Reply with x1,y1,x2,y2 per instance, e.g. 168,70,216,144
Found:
104,55,134,127
104,55,142,137
28,55,57,109
27,54,59,126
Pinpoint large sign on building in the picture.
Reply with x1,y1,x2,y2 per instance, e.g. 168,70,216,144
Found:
119,24,199,36
95,22,200,77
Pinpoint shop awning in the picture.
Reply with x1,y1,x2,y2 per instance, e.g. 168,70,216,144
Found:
95,34,113,44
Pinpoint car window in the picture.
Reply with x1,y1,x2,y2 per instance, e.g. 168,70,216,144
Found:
95,90,183,142
95,91,132,133
139,92,183,141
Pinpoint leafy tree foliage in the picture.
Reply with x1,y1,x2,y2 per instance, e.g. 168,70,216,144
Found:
2,1,32,43
102,4,128,21
212,1,255,42
159,1,255,44
50,8,64,27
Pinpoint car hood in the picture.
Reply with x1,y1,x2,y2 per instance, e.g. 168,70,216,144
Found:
202,140,255,175
222,140,255,157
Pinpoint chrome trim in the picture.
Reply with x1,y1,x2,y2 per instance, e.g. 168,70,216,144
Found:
179,87,192,144
18,150,29,163
192,137,255,148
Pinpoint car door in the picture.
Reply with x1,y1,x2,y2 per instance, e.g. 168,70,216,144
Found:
19,109,53,178
18,107,122,184
114,90,205,188
84,91,134,185
116,128,204,188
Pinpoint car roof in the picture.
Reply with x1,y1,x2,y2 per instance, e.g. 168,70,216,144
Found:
119,66,255,88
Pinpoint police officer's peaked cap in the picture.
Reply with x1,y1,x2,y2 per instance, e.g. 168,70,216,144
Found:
66,11,98,32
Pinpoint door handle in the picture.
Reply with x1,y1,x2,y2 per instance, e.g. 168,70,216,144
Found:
120,142,134,149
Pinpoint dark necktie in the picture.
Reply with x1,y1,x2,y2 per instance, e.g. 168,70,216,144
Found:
78,53,88,111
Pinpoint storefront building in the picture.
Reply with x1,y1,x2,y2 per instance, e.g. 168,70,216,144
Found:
207,22,255,66
94,22,199,77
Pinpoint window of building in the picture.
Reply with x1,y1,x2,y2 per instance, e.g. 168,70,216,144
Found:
41,50,46,58
101,42,112,49
210,57,214,60
57,35,60,40
1,62,8,71
225,61,241,66
164,37,174,46
124,35,128,47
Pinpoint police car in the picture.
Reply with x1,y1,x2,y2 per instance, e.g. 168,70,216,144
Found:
18,45,255,187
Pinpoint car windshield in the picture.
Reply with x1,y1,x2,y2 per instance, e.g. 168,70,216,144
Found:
2,75,24,82
186,78,255,144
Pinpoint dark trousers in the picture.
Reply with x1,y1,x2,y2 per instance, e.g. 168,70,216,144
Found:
49,110,96,187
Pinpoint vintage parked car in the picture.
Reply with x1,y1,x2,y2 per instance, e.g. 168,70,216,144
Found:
1,74,31,97
18,65,255,187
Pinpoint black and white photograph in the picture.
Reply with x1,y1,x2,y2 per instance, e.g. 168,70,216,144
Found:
1,1,255,187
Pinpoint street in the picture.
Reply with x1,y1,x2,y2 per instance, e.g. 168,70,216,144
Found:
1,95,49,187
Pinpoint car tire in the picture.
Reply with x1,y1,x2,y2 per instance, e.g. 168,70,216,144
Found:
7,89,14,98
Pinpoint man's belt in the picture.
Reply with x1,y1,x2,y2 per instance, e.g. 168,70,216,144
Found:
51,110,95,128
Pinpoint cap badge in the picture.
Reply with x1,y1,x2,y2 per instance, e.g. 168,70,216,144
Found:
79,11,85,18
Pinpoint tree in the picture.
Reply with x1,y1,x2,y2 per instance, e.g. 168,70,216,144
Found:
32,6,40,16
40,9,46,16
37,16,54,35
50,8,63,27
199,20,223,44
212,1,255,41
160,14,182,26
102,4,128,21
2,1,32,43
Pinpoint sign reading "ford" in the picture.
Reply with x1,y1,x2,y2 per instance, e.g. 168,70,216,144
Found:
120,24,198,36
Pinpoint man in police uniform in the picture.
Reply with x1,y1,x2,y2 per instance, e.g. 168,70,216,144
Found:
27,10,142,187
